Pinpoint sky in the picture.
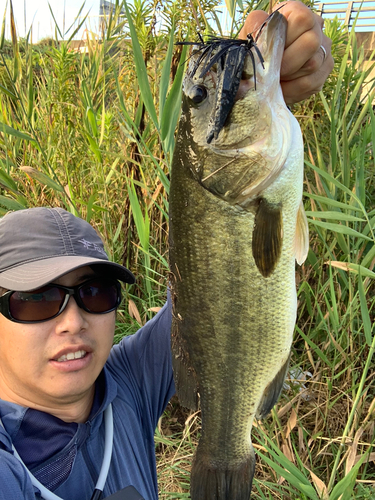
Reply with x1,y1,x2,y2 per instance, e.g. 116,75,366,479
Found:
2,0,232,41
3,0,375,41
3,0,230,41
3,0,101,41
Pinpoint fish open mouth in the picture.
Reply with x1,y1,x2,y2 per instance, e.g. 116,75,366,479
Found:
179,10,286,143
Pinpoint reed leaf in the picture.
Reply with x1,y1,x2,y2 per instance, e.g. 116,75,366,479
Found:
66,7,90,43
127,179,150,254
9,0,20,82
161,42,189,154
122,0,159,131
306,161,367,212
0,82,17,99
329,454,367,499
225,0,237,19
361,243,375,269
305,211,364,222
304,193,364,213
0,194,26,210
0,165,20,193
85,133,103,163
113,215,125,245
27,51,33,120
358,270,373,347
255,447,319,500
0,122,35,143
48,2,63,39
19,166,65,192
330,261,375,279
159,23,175,123
307,219,372,241
0,2,6,50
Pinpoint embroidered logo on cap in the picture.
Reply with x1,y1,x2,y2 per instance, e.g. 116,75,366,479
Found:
78,239,107,256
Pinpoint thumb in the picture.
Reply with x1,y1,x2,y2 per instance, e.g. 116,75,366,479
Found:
239,11,269,38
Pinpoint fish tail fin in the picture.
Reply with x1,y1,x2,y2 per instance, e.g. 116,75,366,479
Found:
190,445,256,500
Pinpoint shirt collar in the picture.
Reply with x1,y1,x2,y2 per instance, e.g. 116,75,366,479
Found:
0,365,118,444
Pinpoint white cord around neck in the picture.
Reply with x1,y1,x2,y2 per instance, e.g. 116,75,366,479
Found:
0,403,114,500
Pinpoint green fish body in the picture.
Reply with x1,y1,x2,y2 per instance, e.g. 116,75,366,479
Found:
169,12,309,500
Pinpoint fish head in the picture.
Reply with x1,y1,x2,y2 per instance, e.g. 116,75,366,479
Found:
181,10,287,150
176,11,297,206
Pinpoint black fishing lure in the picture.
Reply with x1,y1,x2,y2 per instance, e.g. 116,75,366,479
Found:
178,11,278,143
181,33,265,87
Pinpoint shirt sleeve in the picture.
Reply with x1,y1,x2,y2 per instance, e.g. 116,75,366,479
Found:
107,293,175,428
0,449,40,499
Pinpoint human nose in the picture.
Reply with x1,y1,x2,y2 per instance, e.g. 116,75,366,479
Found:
54,296,88,334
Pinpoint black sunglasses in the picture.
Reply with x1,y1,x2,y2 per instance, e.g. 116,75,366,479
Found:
0,277,122,324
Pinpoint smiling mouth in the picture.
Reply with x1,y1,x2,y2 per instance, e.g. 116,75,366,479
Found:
55,350,87,362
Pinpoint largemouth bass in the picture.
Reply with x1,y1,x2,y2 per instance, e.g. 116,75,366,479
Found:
169,11,309,500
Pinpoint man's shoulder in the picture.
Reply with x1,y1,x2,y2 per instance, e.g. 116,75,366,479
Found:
0,445,37,499
109,297,172,363
104,297,175,425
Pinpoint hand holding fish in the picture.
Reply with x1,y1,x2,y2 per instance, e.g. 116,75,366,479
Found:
240,0,334,104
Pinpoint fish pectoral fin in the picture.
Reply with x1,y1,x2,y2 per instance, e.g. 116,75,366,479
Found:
256,353,291,420
252,198,283,277
295,201,309,265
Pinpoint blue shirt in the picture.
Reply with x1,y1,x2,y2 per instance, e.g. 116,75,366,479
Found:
0,300,174,500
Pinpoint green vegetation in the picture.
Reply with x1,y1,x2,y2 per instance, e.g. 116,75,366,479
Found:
0,0,374,498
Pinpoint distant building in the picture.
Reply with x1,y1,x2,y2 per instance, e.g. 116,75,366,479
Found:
99,1,125,18
317,0,375,30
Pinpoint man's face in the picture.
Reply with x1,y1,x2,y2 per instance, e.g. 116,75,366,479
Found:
0,266,116,418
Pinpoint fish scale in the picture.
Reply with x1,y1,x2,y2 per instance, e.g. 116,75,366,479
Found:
169,11,308,500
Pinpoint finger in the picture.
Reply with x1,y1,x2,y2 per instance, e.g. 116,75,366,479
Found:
274,1,318,47
239,11,268,38
280,27,324,78
280,9,325,76
281,75,322,105
281,33,332,81
281,52,334,105
241,2,326,78
241,1,316,45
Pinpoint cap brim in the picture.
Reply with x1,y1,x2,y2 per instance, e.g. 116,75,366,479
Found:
0,256,135,291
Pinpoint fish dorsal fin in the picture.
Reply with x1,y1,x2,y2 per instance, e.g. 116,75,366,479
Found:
295,201,309,265
256,353,291,420
252,198,283,277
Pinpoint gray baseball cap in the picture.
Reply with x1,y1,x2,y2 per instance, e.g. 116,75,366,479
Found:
0,207,135,291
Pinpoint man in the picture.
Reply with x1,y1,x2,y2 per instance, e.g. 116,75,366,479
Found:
0,207,174,500
0,3,333,499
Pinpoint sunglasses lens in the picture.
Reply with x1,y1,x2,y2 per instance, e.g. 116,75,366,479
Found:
79,279,120,313
5,278,120,323
9,287,65,322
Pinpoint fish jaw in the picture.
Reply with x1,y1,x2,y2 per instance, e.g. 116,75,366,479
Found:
246,10,288,103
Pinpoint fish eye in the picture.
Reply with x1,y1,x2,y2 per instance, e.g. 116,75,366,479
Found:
188,85,208,105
